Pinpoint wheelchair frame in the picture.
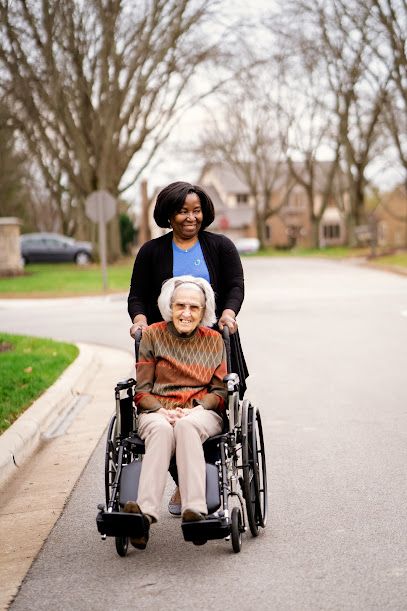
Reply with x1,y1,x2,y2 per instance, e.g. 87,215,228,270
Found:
96,328,267,554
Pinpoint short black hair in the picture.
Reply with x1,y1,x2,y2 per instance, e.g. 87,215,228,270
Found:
153,181,215,229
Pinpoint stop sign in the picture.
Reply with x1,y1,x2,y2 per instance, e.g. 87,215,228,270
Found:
85,191,116,223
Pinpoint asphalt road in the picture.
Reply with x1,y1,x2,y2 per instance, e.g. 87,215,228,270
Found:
2,257,407,610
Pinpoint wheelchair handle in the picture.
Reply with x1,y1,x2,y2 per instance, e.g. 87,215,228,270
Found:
135,328,142,362
222,325,232,374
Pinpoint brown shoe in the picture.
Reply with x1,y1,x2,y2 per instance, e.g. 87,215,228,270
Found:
182,509,206,522
123,501,151,549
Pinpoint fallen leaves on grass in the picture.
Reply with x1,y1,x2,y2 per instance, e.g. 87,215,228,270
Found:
0,342,13,353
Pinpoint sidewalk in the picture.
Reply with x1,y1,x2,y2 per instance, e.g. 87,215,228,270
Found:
0,343,135,610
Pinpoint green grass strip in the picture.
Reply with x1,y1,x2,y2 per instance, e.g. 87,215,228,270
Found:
253,245,371,258
373,253,407,268
0,260,134,296
0,333,79,434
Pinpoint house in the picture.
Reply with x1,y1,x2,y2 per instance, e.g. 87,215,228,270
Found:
143,161,349,248
375,185,407,248
199,162,349,248
198,165,256,241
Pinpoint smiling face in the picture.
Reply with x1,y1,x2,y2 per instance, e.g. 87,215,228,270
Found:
171,286,205,335
170,192,203,241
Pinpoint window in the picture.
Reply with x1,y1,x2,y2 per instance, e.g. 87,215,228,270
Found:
323,224,340,239
289,190,304,209
24,238,43,247
236,193,248,204
293,192,302,208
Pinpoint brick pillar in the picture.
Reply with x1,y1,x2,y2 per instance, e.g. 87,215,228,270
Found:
0,218,23,275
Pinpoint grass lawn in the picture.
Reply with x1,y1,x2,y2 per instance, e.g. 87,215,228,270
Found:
255,245,407,267
0,259,134,296
373,252,407,268
255,245,372,258
0,333,79,433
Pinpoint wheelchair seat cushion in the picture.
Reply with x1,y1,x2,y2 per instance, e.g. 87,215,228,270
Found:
119,460,220,514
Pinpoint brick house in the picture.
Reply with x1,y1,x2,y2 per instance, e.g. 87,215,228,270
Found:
199,162,348,248
375,185,407,248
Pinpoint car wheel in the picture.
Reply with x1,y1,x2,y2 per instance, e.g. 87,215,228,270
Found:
75,251,91,265
20,256,27,267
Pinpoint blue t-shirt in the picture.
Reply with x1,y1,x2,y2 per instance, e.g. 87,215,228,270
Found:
172,240,210,283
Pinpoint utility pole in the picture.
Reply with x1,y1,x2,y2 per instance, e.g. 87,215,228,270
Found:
138,180,151,247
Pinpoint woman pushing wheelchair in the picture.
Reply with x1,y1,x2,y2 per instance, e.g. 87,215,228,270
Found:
123,275,227,549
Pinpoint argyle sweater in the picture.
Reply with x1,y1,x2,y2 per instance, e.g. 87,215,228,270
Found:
134,321,227,413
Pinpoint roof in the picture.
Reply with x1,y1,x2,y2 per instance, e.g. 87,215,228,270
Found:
201,184,253,229
200,161,348,195
200,163,250,194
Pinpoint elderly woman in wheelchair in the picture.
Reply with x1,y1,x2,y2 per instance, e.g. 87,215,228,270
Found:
97,275,267,554
124,275,227,548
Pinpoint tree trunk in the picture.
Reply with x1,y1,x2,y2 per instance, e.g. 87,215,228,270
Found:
347,213,358,247
139,180,152,248
310,217,320,249
255,203,265,250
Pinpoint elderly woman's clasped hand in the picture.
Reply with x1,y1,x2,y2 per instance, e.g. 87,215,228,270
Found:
156,404,205,426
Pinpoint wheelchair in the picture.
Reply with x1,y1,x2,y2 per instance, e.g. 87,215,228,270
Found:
96,327,267,554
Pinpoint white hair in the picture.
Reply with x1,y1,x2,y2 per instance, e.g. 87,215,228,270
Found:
158,275,217,328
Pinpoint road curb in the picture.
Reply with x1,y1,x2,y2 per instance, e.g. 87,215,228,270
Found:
0,343,99,491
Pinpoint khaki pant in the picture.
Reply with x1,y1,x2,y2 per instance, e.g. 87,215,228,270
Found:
136,410,223,521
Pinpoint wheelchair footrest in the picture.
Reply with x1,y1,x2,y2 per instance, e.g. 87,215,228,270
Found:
96,510,145,538
181,516,231,542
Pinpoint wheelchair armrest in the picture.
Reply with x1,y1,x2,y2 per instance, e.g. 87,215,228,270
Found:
223,373,239,393
115,377,136,391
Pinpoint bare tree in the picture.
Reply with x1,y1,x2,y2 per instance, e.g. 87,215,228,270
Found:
371,0,407,244
0,105,32,229
284,94,342,249
0,0,238,257
271,0,390,246
198,86,289,249
272,12,344,248
333,0,391,244
371,0,407,112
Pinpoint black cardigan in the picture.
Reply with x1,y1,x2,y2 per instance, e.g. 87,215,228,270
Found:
128,230,244,325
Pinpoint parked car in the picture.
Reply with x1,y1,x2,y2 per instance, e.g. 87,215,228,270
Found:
234,238,260,254
20,233,93,265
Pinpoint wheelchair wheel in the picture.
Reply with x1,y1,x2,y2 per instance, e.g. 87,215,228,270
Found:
105,414,117,507
241,402,268,536
231,507,243,553
115,536,128,557
252,406,268,528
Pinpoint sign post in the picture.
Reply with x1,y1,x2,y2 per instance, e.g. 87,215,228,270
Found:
85,191,117,291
